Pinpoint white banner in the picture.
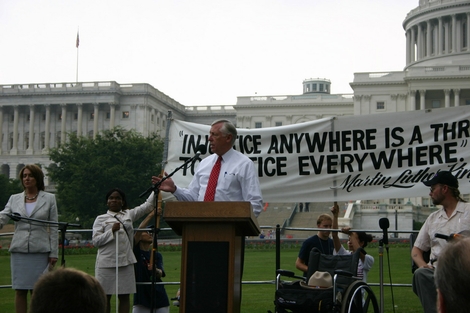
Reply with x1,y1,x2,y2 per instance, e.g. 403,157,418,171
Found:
164,106,470,202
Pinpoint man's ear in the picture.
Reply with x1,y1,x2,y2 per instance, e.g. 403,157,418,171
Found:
437,289,446,313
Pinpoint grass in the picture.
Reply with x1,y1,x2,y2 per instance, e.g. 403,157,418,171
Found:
0,244,423,313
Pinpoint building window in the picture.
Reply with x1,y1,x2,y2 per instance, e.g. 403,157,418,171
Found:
312,84,317,91
90,113,94,120
122,111,130,119
255,122,262,128
319,84,324,92
74,113,78,120
27,114,30,121
106,112,110,119
423,198,429,207
56,132,61,147
432,100,440,108
41,132,45,149
151,114,154,122
466,99,470,105
58,114,62,121
43,113,46,121
11,115,14,122
25,133,29,149
275,121,282,127
376,101,385,110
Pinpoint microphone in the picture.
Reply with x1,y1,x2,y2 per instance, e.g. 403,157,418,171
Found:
379,218,389,245
138,144,207,198
192,144,207,164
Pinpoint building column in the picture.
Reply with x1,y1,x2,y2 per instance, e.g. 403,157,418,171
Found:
444,89,451,108
109,102,116,129
77,103,83,137
417,23,423,59
426,20,432,57
409,91,416,111
363,95,371,115
438,17,443,55
419,90,426,110
467,13,470,50
406,30,411,64
93,103,99,139
0,107,3,154
411,27,416,62
43,104,51,153
10,105,19,155
353,95,362,115
60,103,67,144
391,94,398,111
452,14,457,52
454,89,460,107
26,104,35,154
444,20,449,53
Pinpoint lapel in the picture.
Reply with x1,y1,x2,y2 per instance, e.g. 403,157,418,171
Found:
15,192,27,216
30,191,46,217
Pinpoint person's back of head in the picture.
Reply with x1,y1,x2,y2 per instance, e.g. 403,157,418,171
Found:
435,237,470,313
30,268,106,313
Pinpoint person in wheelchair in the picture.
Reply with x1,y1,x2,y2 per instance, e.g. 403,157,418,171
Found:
412,171,470,313
295,213,334,277
331,203,374,282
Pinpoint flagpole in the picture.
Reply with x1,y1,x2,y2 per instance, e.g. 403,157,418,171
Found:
76,30,79,83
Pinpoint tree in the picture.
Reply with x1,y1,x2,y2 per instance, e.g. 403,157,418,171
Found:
0,175,22,208
47,127,164,228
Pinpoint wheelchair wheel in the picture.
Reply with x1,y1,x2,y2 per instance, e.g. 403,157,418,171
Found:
340,280,379,313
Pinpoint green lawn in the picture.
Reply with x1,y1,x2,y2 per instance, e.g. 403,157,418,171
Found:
0,245,423,313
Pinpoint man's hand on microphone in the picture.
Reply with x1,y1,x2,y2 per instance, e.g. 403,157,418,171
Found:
152,173,177,193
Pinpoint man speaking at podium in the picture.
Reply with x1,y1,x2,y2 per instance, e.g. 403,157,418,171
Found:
153,119,263,309
153,119,263,216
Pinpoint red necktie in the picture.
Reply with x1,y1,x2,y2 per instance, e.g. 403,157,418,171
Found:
204,156,222,201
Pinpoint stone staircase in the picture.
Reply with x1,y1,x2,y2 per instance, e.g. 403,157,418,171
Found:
257,202,337,239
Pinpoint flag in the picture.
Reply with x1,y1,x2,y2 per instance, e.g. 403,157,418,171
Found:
76,31,80,48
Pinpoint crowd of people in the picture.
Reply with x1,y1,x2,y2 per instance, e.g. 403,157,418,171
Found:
1,119,470,313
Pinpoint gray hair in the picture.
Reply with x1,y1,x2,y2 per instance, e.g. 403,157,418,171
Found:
435,237,470,313
211,119,237,145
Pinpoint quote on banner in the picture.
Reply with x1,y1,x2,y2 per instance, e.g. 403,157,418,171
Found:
164,107,470,202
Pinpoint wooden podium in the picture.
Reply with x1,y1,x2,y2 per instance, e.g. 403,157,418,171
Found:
164,201,260,313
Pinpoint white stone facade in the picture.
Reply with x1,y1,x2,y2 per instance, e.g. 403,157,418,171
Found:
1,0,469,196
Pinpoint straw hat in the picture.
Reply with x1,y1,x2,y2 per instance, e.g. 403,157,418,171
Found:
300,271,333,289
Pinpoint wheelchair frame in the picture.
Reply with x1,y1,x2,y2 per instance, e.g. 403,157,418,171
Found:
273,248,379,313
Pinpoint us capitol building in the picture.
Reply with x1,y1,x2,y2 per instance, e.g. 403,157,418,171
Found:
1,0,469,221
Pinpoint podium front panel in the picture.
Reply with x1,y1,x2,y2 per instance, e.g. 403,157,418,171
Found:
185,241,229,313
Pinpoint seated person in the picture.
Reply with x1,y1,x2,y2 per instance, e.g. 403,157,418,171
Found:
295,213,334,277
30,268,106,313
331,203,374,282
412,171,470,313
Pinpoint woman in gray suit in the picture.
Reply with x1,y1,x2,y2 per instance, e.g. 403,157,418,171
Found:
0,164,59,313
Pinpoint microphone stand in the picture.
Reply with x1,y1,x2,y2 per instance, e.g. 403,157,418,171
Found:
139,152,201,198
7,214,81,267
379,239,384,313
138,152,202,311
